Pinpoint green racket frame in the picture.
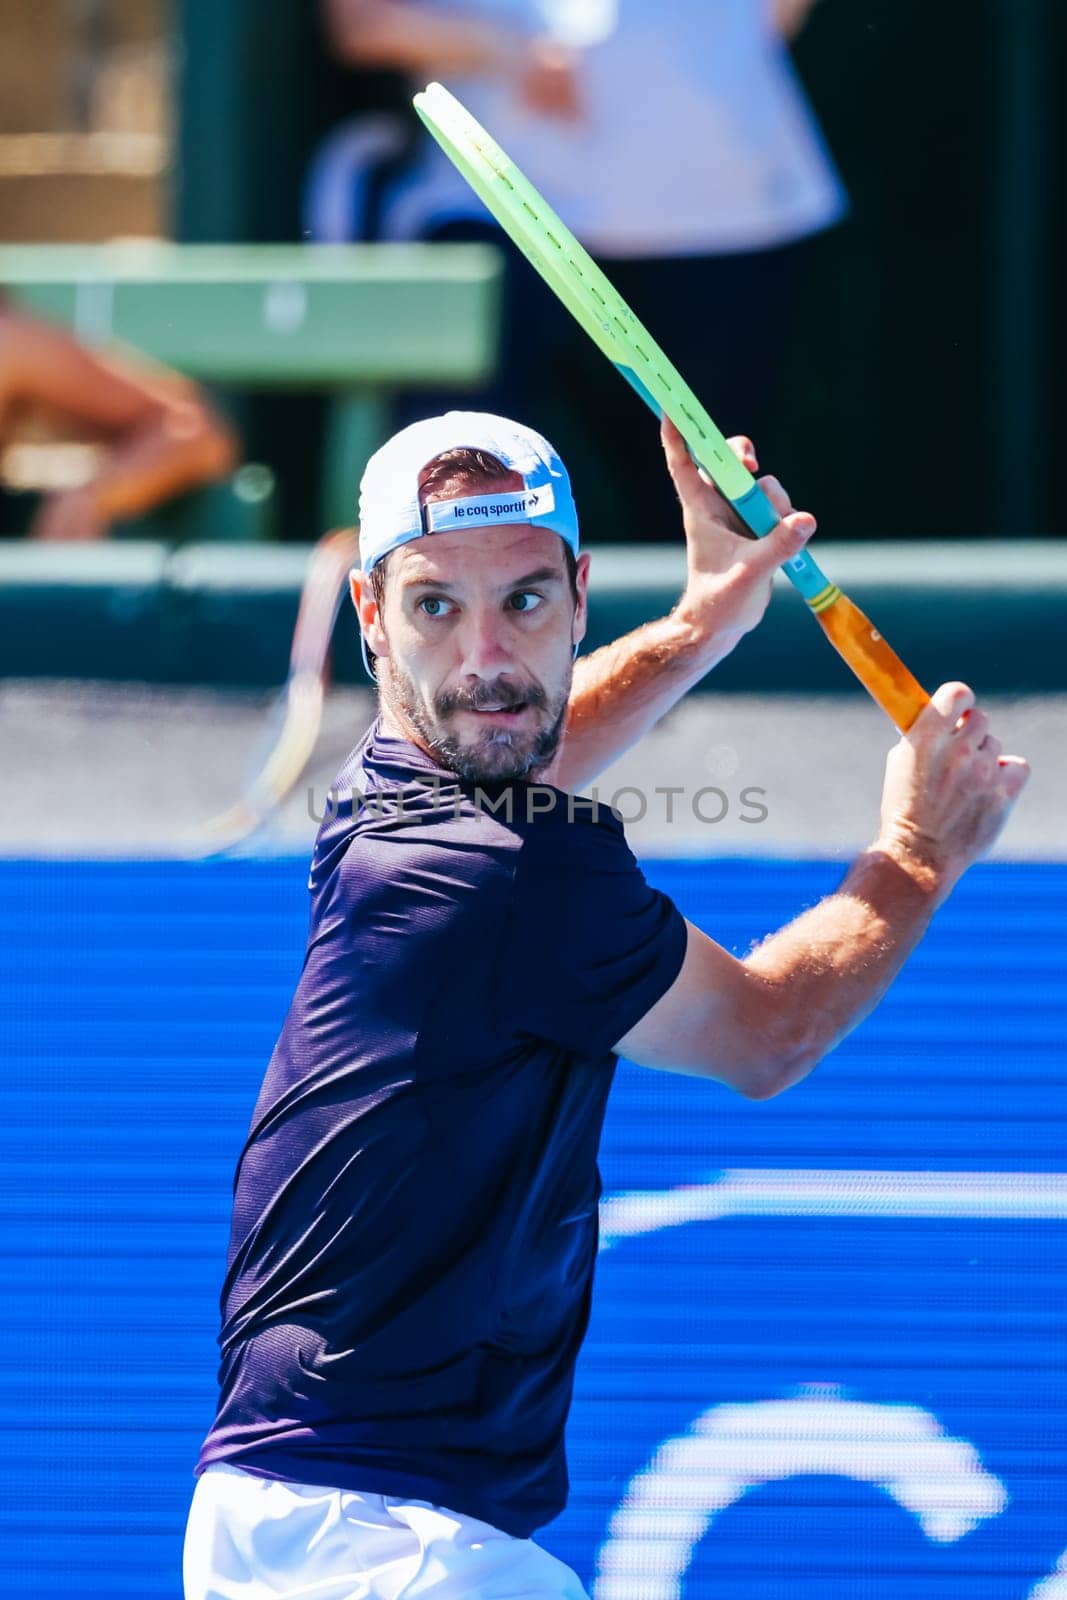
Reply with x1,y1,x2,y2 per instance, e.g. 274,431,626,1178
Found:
414,81,929,730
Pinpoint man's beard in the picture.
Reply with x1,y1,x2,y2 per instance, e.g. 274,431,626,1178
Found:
385,657,570,783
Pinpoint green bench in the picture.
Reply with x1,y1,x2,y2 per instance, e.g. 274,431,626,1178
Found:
0,241,503,532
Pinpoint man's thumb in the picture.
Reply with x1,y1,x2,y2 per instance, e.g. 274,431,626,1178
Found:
752,511,816,568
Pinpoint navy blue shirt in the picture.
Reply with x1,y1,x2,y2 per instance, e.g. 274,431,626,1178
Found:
197,718,687,1536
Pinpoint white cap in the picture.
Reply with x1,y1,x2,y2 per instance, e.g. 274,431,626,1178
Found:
356,410,580,677
358,411,580,573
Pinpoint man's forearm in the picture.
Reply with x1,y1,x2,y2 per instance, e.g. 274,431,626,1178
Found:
551,417,815,792
745,841,951,1096
554,598,744,792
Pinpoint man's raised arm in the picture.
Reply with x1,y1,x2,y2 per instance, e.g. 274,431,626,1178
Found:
551,418,815,793
614,682,1030,1099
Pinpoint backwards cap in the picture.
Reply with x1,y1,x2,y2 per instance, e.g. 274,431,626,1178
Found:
356,410,580,678
358,410,580,573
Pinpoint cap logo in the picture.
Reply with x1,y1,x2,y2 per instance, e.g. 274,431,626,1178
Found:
423,483,557,533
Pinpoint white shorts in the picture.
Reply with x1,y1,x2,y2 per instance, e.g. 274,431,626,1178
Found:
184,1463,591,1600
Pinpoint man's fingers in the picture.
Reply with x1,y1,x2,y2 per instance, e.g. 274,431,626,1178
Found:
660,414,702,485
997,754,1032,798
660,414,691,465
660,418,813,550
662,416,761,487
911,682,977,740
749,510,816,568
955,706,990,746
931,681,977,719
726,434,758,472
756,473,793,521
907,685,1030,797
660,415,743,523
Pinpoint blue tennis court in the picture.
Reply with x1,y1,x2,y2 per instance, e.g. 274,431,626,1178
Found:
3,855,1064,1598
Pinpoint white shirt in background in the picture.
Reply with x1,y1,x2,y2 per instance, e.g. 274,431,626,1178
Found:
381,0,848,258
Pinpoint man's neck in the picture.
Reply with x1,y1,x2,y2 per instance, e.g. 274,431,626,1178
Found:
376,696,423,751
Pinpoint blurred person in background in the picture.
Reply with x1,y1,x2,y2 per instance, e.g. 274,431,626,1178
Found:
305,0,846,539
0,297,237,541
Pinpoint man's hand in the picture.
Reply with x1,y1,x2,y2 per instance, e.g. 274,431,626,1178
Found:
552,420,813,792
876,681,1031,895
661,416,816,647
614,681,1030,1100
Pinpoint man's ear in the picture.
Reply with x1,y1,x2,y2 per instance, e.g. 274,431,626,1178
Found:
350,567,389,662
572,551,591,649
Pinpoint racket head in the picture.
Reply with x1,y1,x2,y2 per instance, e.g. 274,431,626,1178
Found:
414,85,619,364
414,82,754,504
417,83,925,726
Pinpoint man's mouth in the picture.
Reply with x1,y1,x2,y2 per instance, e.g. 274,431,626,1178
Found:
466,702,529,720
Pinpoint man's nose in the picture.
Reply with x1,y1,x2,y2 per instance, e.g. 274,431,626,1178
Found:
456,608,516,679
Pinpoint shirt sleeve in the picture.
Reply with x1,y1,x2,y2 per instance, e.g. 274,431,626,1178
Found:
496,806,689,1060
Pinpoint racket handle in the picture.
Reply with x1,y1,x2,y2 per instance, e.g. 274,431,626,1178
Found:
729,481,929,730
728,481,840,604
812,590,930,732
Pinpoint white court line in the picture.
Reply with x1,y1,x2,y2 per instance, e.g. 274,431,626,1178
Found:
600,1170,1067,1248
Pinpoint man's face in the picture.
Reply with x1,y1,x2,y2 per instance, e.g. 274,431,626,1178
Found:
355,521,589,783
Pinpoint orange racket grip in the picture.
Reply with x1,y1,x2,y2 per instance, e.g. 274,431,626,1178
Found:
811,590,930,732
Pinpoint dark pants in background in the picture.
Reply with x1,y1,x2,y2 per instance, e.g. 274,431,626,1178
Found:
397,221,801,542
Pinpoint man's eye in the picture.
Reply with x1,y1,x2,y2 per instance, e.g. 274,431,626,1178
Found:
419,596,453,617
508,591,544,613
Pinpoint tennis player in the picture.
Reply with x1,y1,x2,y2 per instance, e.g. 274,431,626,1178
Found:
185,411,1028,1599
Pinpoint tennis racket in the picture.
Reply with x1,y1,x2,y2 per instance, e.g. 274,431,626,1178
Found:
198,527,360,851
414,81,930,732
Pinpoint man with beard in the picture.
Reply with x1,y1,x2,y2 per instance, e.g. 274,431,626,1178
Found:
185,412,1028,1599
